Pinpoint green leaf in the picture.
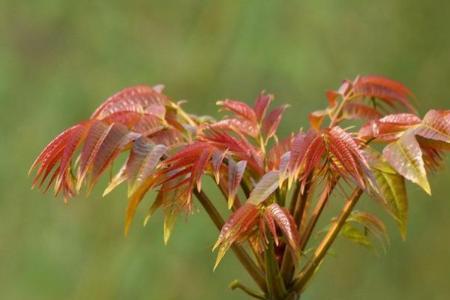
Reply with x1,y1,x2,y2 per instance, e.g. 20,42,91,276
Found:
341,211,389,252
340,223,372,248
372,159,408,239
383,133,430,194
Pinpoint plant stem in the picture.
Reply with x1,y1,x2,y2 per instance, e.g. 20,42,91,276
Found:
230,280,266,300
299,179,338,251
265,238,287,300
193,190,267,292
290,188,363,292
280,181,310,285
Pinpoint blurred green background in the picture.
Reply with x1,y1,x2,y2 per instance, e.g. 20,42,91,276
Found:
1,0,450,299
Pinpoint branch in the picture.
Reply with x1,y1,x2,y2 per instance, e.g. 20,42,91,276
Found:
291,188,363,292
229,280,266,300
299,179,338,251
193,190,267,291
280,181,309,284
265,238,287,299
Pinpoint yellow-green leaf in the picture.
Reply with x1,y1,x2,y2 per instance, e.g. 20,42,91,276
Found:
383,133,430,194
372,160,408,239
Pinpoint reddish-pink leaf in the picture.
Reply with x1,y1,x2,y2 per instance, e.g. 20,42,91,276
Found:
263,211,278,245
288,130,325,184
228,160,247,208
190,148,212,192
262,105,288,139
254,92,273,122
216,99,257,124
202,129,264,175
91,85,168,120
342,103,382,121
211,149,227,183
213,203,259,269
265,203,299,252
267,135,293,170
210,118,259,137
359,113,421,142
414,110,450,143
77,121,112,187
353,75,416,113
89,123,130,189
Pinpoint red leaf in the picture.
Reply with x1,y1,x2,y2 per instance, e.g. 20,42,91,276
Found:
216,99,257,124
190,148,212,192
265,203,299,252
228,160,247,208
262,105,288,139
30,122,89,198
210,118,259,137
352,75,416,113
201,129,264,175
414,110,450,143
359,113,421,142
342,103,382,121
213,203,259,268
327,126,370,188
89,123,130,189
77,121,112,187
254,92,273,122
267,135,294,170
211,149,227,184
91,85,168,120
288,130,325,184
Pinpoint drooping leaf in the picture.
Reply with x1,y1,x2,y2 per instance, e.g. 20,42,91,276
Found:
383,133,430,194
327,126,370,188
371,156,408,239
228,160,247,208
340,223,372,248
130,143,168,194
211,149,227,184
190,148,212,192
213,203,260,269
89,123,131,190
340,211,389,253
265,203,299,252
347,211,390,252
77,121,113,190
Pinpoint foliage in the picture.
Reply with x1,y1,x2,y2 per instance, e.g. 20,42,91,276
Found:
30,76,450,300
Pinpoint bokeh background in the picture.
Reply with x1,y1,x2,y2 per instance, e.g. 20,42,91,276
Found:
1,1,450,299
